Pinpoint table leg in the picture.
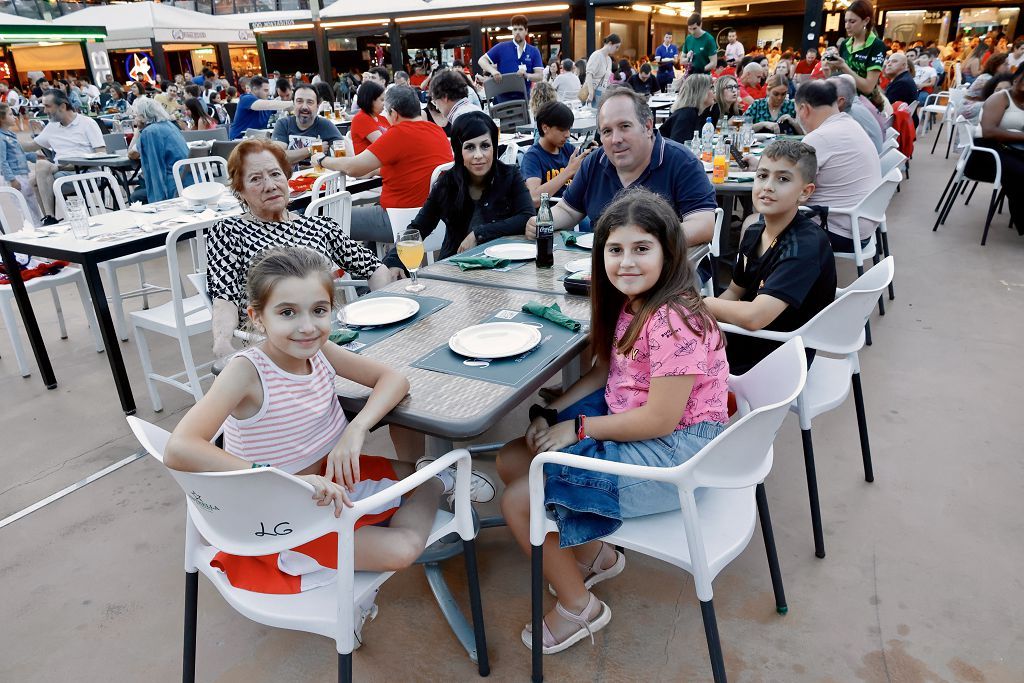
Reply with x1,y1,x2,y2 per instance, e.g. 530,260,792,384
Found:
81,259,136,415
0,240,56,388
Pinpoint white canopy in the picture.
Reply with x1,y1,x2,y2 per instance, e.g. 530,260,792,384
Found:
51,2,259,44
319,0,561,19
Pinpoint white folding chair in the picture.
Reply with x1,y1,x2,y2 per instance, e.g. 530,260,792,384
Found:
129,223,214,412
701,207,725,297
172,155,229,196
933,116,1007,245
54,170,168,341
878,148,907,177
126,417,488,683
719,257,895,559
880,136,899,153
0,187,102,376
527,338,808,683
923,88,966,158
310,170,345,202
430,161,454,187
303,190,365,303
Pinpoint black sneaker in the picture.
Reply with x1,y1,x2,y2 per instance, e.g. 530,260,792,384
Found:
41,215,59,226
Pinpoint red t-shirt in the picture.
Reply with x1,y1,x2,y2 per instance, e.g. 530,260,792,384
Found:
740,83,766,110
409,74,427,87
350,111,390,156
795,59,819,74
368,120,454,209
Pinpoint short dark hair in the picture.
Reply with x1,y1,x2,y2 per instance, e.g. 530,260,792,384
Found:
510,14,528,29
604,33,621,45
535,101,574,134
275,77,291,93
394,70,409,81
430,69,469,102
640,63,652,74
250,75,268,89
795,79,838,108
759,139,818,184
184,84,202,98
356,81,385,115
370,66,389,84
688,13,702,26
383,85,422,119
293,83,319,102
45,88,71,110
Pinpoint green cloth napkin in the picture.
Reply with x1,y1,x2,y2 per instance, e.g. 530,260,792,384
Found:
329,329,359,345
522,301,581,332
727,176,755,183
448,255,511,271
561,232,578,246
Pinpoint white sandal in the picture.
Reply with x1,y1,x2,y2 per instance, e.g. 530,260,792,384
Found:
549,542,626,596
521,593,612,654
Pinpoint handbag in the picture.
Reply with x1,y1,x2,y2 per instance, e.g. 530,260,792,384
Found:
578,83,591,104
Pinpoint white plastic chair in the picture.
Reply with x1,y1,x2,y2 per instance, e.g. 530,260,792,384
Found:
310,170,345,202
54,170,169,341
172,155,228,196
126,417,489,683
303,190,366,303
878,148,907,177
129,223,214,412
880,136,898,153
386,208,447,267
933,116,1006,245
923,88,966,157
718,257,895,559
527,338,808,683
701,207,725,297
0,187,102,376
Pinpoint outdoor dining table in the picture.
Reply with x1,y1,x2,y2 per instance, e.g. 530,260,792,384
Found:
416,234,710,297
0,199,240,415
60,151,140,198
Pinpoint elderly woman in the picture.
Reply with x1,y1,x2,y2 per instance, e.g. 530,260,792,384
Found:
126,96,190,204
207,138,391,358
382,111,532,275
746,73,802,134
660,74,716,145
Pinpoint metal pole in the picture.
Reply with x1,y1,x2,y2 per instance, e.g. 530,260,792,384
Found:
802,0,825,54
586,1,596,56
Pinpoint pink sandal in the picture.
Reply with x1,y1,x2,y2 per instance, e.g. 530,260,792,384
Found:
521,593,612,654
549,542,626,596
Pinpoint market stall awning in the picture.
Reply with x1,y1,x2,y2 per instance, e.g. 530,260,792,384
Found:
0,15,106,44
51,1,257,44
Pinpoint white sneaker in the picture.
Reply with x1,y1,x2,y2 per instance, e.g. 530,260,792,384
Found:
416,456,496,504
353,589,379,650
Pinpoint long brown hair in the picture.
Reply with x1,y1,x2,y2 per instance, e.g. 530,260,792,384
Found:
589,187,722,362
242,247,335,343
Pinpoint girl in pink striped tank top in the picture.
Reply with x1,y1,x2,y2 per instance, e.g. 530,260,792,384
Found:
165,248,449,586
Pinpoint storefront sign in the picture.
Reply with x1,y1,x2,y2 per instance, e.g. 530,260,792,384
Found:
86,42,111,86
126,52,156,84
251,19,299,30
153,28,257,44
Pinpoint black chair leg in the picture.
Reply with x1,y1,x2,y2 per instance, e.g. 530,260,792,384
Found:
856,265,872,346
801,428,827,559
930,123,942,153
965,181,978,205
934,180,960,230
934,170,956,213
339,652,353,683
981,189,999,246
872,252,885,316
755,483,787,615
531,542,544,683
183,571,198,683
851,373,874,483
462,539,490,677
945,126,956,158
879,231,894,300
700,599,728,683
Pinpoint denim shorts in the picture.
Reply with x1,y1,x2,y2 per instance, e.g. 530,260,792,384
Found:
552,389,726,522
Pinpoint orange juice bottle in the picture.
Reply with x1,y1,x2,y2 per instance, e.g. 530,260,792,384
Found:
712,139,728,184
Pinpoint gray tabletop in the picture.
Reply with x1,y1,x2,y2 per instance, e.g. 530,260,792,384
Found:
417,235,709,296
332,279,590,440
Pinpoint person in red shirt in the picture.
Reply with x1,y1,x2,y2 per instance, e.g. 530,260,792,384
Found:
349,80,390,155
317,85,454,244
794,48,820,82
739,62,767,110
409,65,427,88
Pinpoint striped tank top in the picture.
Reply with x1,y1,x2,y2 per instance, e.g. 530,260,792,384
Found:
223,346,348,474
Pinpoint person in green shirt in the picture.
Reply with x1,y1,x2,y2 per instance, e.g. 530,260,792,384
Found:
683,13,719,74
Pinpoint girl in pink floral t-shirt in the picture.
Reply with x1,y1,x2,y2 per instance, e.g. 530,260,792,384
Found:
498,188,729,655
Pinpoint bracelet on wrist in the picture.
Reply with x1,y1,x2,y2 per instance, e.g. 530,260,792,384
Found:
575,414,587,442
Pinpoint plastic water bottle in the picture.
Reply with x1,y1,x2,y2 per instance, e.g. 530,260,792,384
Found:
700,117,715,163
690,131,701,157
535,193,554,268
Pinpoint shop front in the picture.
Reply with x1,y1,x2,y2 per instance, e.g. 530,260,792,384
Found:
0,22,107,90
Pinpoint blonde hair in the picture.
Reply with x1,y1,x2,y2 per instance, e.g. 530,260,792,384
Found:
672,74,712,112
715,75,743,118
529,81,558,117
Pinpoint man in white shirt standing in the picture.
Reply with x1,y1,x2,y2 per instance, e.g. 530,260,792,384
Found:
19,89,105,224
725,30,745,64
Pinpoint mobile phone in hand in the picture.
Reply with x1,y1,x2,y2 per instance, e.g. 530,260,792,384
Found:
730,144,748,170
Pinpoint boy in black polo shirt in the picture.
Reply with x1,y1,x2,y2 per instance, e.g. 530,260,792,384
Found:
705,139,837,374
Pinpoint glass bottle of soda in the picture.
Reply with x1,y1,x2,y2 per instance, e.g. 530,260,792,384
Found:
536,193,554,268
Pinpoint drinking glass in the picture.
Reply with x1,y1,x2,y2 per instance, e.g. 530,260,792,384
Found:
332,140,346,158
65,197,90,239
396,229,426,292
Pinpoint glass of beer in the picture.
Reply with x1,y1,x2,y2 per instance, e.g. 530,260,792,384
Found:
397,229,426,292
332,140,346,158
730,116,744,133
309,138,323,170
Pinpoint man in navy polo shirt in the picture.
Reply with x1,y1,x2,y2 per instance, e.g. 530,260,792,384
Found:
526,86,716,246
478,14,544,103
654,32,679,93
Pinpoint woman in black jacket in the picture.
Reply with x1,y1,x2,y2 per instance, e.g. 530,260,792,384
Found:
384,110,533,271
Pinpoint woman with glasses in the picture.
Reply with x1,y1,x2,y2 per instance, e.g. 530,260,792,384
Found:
715,74,743,121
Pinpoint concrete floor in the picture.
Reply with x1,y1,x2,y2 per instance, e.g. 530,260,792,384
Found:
2,129,1023,683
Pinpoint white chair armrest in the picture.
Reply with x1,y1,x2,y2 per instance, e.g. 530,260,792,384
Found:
717,321,795,342
346,448,471,518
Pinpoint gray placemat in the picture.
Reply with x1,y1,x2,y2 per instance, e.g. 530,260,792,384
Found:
409,307,586,387
438,237,531,272
333,292,451,353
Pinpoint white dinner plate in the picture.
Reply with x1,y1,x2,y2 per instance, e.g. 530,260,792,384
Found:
574,233,595,249
341,297,420,327
753,132,775,140
181,182,224,204
483,243,537,260
564,257,591,273
449,322,542,359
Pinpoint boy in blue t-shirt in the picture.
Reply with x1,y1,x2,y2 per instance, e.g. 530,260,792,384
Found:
520,101,593,209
